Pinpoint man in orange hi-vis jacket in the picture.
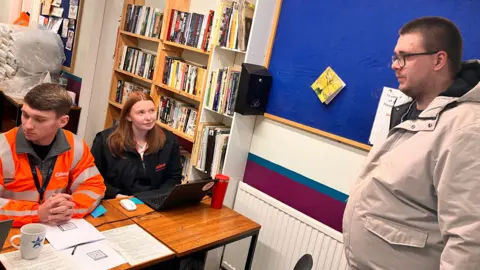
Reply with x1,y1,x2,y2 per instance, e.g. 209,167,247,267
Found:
0,83,106,227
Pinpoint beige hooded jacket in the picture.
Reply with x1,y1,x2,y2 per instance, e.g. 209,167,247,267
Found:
343,60,480,270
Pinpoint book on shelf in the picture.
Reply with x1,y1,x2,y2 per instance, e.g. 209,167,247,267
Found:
209,0,254,51
124,4,164,38
191,123,230,177
179,148,191,180
162,56,207,97
165,9,214,51
115,80,151,104
158,96,198,137
119,46,156,80
204,66,241,116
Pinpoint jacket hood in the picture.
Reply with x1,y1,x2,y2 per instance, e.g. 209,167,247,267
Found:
441,60,480,101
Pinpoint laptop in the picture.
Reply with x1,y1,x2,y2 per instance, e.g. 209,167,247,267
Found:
0,219,13,252
134,179,216,211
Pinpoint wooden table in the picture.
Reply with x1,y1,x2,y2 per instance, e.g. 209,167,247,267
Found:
2,202,172,269
106,198,155,218
2,198,261,270
132,198,261,270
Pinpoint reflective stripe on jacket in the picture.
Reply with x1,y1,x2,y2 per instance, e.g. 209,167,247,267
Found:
0,127,106,227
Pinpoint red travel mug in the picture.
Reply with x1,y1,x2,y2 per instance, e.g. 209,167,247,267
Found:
211,174,230,209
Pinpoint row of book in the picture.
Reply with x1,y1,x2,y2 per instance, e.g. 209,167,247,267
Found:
119,46,157,80
158,96,198,137
115,80,151,104
166,10,214,51
124,5,164,38
210,0,253,51
205,67,241,116
191,123,230,178
162,56,207,97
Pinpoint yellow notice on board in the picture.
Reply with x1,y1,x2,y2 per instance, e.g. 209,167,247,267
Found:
311,66,346,105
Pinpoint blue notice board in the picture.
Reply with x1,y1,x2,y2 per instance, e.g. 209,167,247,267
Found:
266,0,480,148
42,0,83,72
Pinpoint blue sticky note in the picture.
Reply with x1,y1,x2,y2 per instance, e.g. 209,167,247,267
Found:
91,205,107,218
130,198,144,205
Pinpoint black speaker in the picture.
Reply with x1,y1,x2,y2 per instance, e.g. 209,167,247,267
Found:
234,63,272,115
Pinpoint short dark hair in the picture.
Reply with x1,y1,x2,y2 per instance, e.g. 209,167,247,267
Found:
24,83,72,116
400,16,463,76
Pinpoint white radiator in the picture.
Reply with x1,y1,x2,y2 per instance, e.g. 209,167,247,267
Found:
222,182,348,270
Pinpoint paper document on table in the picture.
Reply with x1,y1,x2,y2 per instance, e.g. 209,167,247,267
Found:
45,218,105,250
0,244,77,270
103,224,174,266
61,240,126,270
369,87,412,145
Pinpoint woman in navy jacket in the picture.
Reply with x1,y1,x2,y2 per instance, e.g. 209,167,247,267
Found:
91,91,182,199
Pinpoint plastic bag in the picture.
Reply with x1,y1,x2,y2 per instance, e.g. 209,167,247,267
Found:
0,23,65,98
11,26,65,75
0,73,52,99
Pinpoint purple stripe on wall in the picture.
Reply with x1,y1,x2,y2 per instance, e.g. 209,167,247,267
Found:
243,160,346,232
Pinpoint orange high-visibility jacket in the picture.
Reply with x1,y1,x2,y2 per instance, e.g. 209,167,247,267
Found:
0,127,106,227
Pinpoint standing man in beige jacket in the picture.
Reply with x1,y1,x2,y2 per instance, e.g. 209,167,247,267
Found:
343,17,480,269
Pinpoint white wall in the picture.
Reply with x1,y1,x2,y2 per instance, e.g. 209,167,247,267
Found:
0,0,14,24
249,117,368,195
82,0,123,145
73,0,107,140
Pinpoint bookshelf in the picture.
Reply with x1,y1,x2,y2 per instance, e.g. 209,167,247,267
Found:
119,30,161,43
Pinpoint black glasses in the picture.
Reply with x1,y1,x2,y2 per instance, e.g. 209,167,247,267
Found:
391,51,438,67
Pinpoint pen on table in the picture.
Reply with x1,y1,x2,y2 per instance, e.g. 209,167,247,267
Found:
71,245,78,255
71,242,88,255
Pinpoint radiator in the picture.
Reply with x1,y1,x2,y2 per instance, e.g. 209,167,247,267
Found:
222,182,348,270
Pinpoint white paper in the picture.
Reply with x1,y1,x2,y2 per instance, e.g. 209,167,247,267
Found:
0,244,77,270
68,5,78,19
103,224,174,266
61,240,126,270
51,7,64,17
369,87,412,145
66,30,74,50
39,15,48,26
47,17,63,33
45,219,105,251
62,18,69,37
52,0,62,7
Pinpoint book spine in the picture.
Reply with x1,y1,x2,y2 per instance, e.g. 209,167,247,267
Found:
115,80,123,103
125,5,133,32
203,11,214,51
193,14,203,48
166,9,176,41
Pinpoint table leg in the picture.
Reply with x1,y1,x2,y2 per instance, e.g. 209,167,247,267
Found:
245,232,259,270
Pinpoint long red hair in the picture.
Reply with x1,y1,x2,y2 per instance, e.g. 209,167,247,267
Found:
108,91,165,157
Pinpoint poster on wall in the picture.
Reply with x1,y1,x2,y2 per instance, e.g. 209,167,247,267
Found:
66,30,74,50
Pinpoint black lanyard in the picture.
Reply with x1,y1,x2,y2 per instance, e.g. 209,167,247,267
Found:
27,155,58,203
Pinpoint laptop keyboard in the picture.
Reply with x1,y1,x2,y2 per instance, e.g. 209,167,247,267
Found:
147,194,169,207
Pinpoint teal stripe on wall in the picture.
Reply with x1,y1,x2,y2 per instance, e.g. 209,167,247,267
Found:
248,153,348,203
